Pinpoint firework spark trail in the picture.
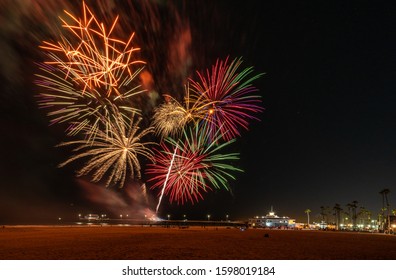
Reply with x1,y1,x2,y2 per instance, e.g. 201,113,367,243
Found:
155,146,178,213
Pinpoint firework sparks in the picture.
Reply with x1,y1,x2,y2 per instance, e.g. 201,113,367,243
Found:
58,106,155,188
40,1,145,96
35,1,145,136
151,85,208,138
151,99,189,138
151,88,197,138
32,1,264,213
146,123,242,206
189,57,264,141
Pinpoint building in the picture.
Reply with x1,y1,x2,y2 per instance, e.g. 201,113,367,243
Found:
83,214,100,221
248,207,296,228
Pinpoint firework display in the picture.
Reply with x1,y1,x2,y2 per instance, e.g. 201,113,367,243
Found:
35,1,263,211
189,57,264,141
151,85,204,138
146,124,242,205
35,1,145,136
151,96,191,138
58,106,155,188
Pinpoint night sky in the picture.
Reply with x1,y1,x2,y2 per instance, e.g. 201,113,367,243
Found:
1,0,396,223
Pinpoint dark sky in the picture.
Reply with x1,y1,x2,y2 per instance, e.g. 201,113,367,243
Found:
1,0,396,223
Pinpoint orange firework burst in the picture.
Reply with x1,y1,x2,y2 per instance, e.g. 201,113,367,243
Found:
36,1,146,138
40,1,145,96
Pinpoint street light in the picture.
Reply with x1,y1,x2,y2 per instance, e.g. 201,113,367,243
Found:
167,214,171,220
207,214,211,221
226,214,229,221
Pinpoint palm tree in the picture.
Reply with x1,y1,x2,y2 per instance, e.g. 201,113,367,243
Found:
319,206,325,222
333,203,342,230
379,189,391,232
342,210,350,227
357,206,370,228
346,201,358,230
304,209,311,227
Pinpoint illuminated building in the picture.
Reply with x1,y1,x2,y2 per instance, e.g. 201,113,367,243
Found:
83,214,100,221
248,207,296,228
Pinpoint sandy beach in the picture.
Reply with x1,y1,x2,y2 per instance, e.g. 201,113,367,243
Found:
1,225,396,260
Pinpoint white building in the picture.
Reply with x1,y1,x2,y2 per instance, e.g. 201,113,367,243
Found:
248,207,296,228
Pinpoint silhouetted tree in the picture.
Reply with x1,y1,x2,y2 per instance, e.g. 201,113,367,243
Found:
379,189,391,231
304,209,311,226
346,201,358,230
333,203,342,230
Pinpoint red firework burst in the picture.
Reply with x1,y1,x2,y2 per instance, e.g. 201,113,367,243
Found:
189,57,264,141
146,124,241,206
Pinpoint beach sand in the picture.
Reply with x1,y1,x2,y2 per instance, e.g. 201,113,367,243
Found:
1,226,395,260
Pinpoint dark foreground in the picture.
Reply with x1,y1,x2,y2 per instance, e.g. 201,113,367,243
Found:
1,226,395,259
